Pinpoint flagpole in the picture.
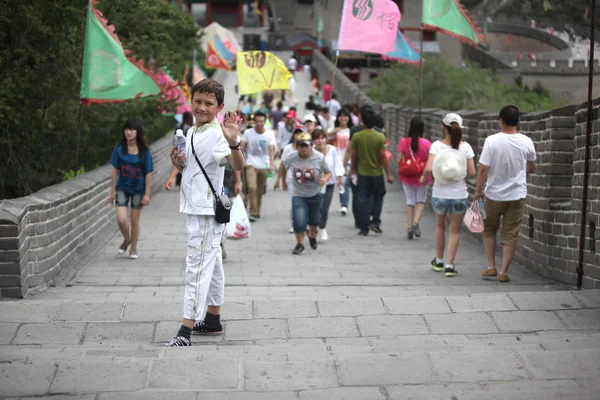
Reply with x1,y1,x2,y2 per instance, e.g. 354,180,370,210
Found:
577,0,595,289
75,102,84,169
331,51,339,97
379,56,384,101
418,26,424,115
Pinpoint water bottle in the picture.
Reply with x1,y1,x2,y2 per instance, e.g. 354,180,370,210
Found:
173,129,186,153
266,164,273,179
478,198,487,219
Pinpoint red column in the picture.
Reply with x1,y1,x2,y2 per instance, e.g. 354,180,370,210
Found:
236,0,243,27
259,2,265,27
206,0,212,25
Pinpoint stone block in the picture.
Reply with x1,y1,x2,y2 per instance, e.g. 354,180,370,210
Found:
288,317,359,338
386,383,482,400
337,352,436,385
491,311,566,332
244,360,338,391
56,301,123,321
0,364,55,397
298,387,386,400
14,322,85,345
254,299,317,319
508,291,580,310
521,349,600,379
318,298,386,316
224,300,253,320
383,296,451,315
357,315,429,337
556,309,600,330
0,302,60,323
148,359,239,390
425,312,499,334
429,350,529,382
84,322,154,345
0,322,18,344
50,360,148,393
446,294,517,312
225,319,287,341
122,301,181,322
572,290,600,307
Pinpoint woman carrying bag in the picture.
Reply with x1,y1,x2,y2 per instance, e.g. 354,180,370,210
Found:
397,116,431,240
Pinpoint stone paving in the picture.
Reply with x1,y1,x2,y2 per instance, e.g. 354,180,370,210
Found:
1,61,600,399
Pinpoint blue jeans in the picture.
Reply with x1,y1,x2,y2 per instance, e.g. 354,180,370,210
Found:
431,197,469,215
223,186,231,198
338,175,351,207
356,174,386,232
292,194,323,233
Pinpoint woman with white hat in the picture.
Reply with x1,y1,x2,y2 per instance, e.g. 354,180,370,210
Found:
420,113,476,277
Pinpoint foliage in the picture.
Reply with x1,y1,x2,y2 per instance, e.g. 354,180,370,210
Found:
367,56,557,112
497,0,594,31
60,166,86,181
0,0,199,199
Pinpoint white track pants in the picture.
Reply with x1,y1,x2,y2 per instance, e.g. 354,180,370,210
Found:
183,215,225,321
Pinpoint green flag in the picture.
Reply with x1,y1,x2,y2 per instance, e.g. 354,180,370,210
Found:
80,0,164,104
422,0,483,46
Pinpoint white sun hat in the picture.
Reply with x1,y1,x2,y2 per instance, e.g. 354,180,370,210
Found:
433,148,467,185
442,113,464,128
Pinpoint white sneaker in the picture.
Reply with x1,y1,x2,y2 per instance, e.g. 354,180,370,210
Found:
320,229,328,241
340,207,348,216
288,227,294,233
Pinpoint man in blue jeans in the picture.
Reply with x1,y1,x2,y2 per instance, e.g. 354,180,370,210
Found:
281,133,332,254
349,108,394,235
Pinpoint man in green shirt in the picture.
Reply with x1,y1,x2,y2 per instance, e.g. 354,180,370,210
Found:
349,108,394,235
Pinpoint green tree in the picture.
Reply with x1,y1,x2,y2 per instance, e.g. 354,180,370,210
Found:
0,0,199,199
367,56,557,112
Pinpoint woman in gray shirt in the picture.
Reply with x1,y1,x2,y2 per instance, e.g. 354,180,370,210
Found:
280,132,332,254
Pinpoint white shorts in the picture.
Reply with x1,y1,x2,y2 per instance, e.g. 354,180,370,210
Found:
402,183,428,206
183,215,225,321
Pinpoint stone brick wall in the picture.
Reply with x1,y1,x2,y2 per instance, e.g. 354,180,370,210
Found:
0,136,173,298
313,50,600,289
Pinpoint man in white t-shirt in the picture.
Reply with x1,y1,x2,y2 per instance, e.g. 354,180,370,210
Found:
326,93,342,118
277,110,297,154
287,56,297,75
474,105,537,283
241,112,276,221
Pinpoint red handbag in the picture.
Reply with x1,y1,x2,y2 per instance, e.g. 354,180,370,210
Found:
398,139,424,177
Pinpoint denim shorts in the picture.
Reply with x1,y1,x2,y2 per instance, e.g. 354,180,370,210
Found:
292,194,323,233
431,197,468,215
115,191,143,210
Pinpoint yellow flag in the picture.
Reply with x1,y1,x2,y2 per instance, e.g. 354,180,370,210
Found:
236,51,291,95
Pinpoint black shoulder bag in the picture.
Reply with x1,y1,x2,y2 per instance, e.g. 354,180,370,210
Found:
190,132,232,223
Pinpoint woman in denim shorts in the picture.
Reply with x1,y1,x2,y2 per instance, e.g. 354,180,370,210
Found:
108,119,154,259
420,113,475,277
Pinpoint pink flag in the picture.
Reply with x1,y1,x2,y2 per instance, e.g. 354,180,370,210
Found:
338,0,401,54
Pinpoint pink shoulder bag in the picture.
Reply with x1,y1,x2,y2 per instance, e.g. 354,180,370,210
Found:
463,201,484,233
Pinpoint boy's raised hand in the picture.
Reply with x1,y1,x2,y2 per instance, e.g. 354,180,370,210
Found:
221,111,242,146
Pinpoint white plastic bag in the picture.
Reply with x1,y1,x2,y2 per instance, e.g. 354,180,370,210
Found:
226,195,251,239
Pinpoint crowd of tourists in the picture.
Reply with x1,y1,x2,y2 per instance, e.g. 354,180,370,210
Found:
106,75,536,347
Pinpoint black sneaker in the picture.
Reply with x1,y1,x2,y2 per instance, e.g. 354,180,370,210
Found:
220,242,227,260
369,224,383,234
192,321,223,336
249,215,258,222
165,336,191,347
358,230,369,236
445,267,458,277
292,243,305,255
308,236,318,250
430,258,444,272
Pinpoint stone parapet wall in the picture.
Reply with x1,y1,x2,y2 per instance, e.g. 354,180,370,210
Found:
0,136,173,298
313,50,600,289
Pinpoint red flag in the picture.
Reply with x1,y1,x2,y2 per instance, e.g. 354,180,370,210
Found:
206,42,231,70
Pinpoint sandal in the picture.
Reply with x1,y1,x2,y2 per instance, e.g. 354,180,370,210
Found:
118,240,130,255
413,224,421,238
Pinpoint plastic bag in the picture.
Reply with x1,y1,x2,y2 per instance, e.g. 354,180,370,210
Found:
226,195,251,239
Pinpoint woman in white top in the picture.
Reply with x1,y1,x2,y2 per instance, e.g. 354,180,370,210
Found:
420,113,476,277
275,126,306,233
312,128,344,241
327,109,354,215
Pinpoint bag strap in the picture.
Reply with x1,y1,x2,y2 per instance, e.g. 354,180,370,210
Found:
407,138,417,161
191,130,218,196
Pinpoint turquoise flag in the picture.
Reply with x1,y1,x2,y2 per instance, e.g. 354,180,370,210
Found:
384,31,422,64
422,0,483,46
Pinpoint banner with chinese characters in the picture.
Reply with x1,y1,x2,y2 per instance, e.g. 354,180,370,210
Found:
235,51,291,95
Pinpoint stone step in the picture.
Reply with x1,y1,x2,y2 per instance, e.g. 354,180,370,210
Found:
1,347,598,398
